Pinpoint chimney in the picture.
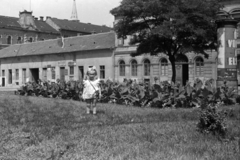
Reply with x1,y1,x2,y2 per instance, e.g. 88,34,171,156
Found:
19,10,36,29
35,17,38,20
46,16,51,20
40,16,44,21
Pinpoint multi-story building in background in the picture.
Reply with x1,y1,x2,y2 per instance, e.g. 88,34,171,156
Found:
0,1,112,49
0,10,59,49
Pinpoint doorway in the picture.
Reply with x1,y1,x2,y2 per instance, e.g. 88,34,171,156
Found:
30,68,39,83
8,69,12,84
60,67,65,81
78,66,84,81
2,78,5,87
1,70,5,86
175,54,189,86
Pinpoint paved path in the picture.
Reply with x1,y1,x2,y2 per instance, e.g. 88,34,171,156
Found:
0,86,19,92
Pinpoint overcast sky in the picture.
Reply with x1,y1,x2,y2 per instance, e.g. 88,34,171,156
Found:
0,0,122,27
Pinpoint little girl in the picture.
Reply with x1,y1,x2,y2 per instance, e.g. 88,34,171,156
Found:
82,66,101,115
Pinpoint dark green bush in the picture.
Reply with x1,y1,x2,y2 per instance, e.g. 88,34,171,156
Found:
16,78,238,109
197,104,227,138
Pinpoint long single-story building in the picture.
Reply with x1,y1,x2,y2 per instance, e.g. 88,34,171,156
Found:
0,32,116,86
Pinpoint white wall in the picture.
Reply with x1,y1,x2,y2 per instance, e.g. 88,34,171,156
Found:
0,49,114,87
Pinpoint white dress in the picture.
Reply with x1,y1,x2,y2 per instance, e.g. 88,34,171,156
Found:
82,78,100,99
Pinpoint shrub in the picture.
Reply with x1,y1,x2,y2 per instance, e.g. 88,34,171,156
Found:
15,78,238,109
197,103,227,138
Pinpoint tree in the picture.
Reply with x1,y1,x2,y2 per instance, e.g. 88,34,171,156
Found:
111,0,223,83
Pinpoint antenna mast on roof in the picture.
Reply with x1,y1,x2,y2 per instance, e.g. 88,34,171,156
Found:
30,0,32,11
71,0,79,21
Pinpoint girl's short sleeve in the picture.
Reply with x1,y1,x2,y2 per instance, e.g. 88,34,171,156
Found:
83,80,87,86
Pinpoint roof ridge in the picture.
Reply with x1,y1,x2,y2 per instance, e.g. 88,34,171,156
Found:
51,17,112,29
0,15,18,19
65,31,114,39
6,31,115,47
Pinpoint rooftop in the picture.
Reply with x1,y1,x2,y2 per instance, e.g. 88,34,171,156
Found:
0,32,116,59
50,18,112,33
0,15,59,34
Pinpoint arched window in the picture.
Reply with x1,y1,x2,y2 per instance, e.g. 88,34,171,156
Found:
195,57,204,76
17,37,22,44
161,58,168,76
131,60,138,76
144,59,150,76
29,37,33,42
119,60,125,76
7,36,12,44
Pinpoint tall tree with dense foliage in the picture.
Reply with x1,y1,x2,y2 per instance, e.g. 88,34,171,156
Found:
111,0,223,82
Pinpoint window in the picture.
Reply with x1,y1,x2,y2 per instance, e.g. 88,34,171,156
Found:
70,66,74,75
8,69,12,84
52,67,55,79
195,57,204,76
118,38,124,46
17,37,22,44
42,68,47,81
100,65,105,79
161,58,168,76
16,69,19,80
119,60,125,76
2,70,5,77
144,59,150,76
7,36,12,44
131,60,138,76
29,37,33,42
237,27,240,39
22,69,26,84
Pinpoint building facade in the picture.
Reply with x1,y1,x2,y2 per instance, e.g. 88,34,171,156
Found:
114,47,218,85
0,10,112,49
0,32,115,87
0,11,60,48
113,0,240,86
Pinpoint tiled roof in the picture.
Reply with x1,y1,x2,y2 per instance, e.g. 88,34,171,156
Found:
34,20,59,34
0,32,115,59
0,16,22,29
50,18,112,33
0,15,58,34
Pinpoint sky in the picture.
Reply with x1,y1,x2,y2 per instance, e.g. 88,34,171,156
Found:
0,0,122,27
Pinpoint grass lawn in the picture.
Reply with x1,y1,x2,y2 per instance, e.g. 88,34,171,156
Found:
0,94,239,160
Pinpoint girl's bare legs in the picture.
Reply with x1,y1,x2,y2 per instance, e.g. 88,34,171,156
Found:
92,98,97,115
86,99,91,114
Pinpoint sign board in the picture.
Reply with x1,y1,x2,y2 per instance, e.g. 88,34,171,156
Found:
58,61,66,66
217,24,237,82
217,68,237,81
68,61,76,66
